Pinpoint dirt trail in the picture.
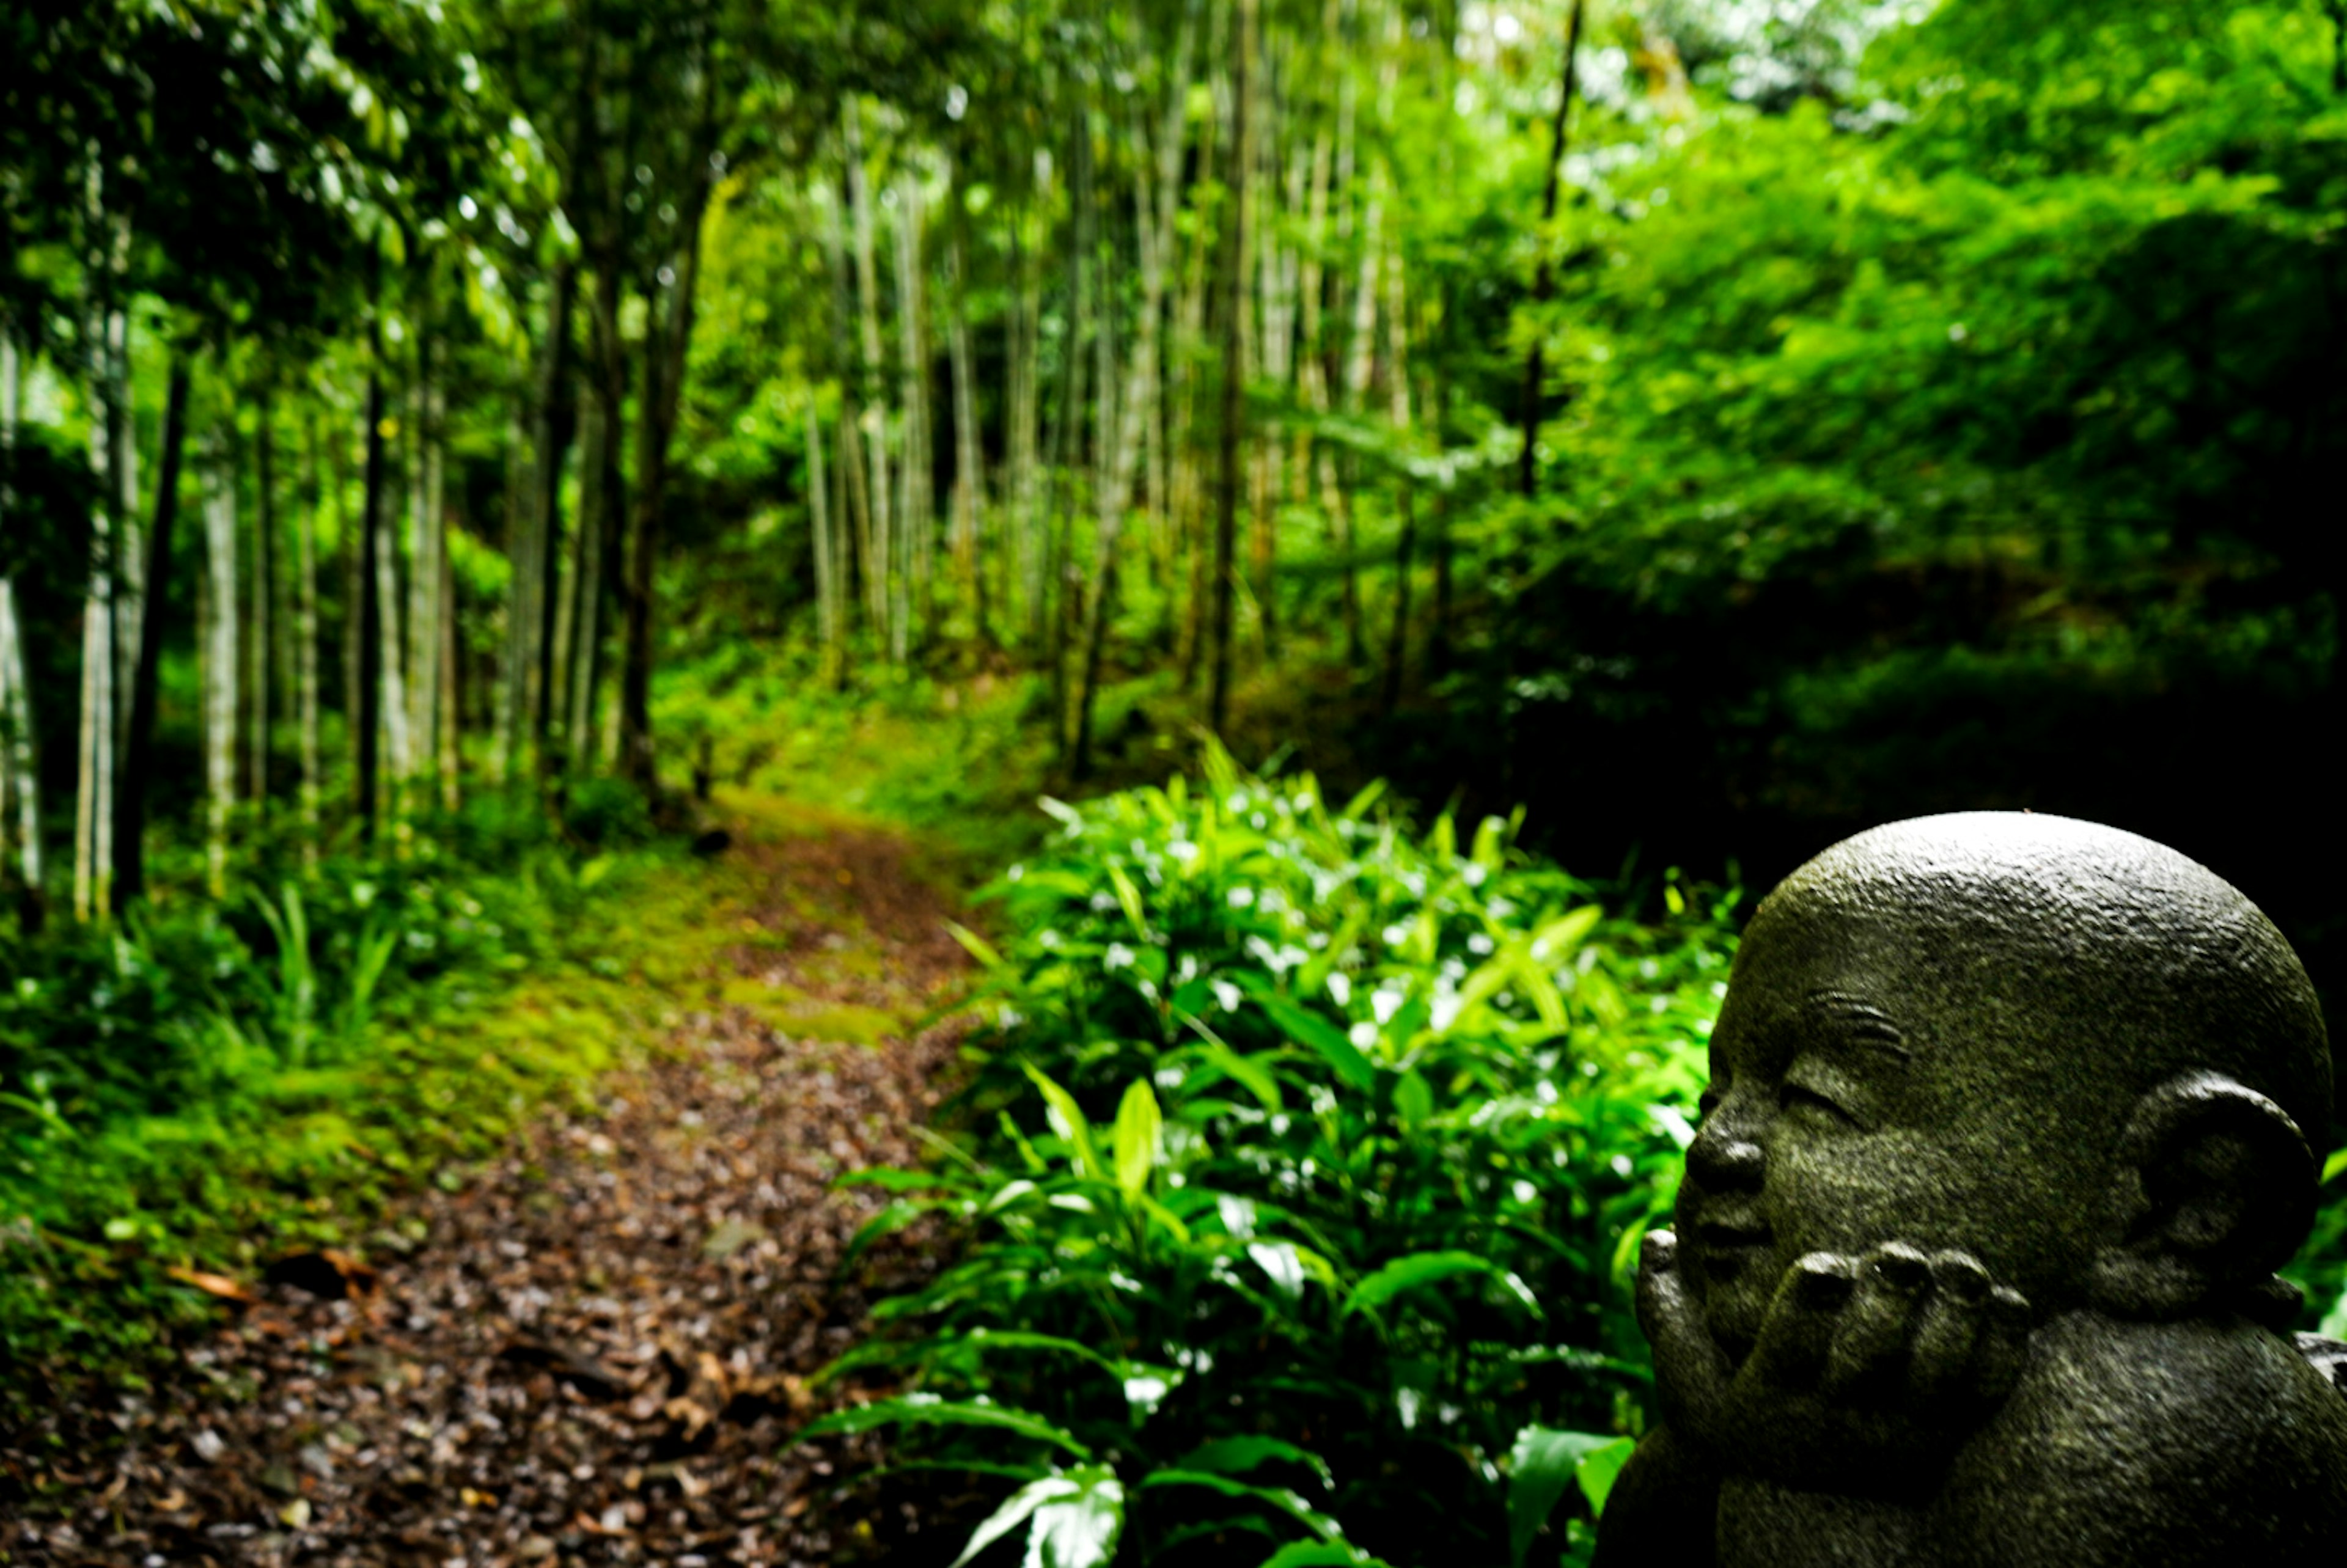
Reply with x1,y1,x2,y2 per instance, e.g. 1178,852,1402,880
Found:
2,818,972,1567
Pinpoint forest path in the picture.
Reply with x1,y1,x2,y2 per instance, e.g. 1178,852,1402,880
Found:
5,808,977,1567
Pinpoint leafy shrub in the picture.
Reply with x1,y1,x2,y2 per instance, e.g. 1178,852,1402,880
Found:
814,748,1735,1568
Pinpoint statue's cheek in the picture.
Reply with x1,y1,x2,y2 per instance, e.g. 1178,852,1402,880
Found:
1766,1134,1913,1253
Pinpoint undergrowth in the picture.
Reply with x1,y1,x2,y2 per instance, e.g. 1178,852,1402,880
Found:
813,746,1739,1568
0,783,706,1416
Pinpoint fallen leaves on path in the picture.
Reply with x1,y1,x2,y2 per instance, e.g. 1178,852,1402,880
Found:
2,824,975,1567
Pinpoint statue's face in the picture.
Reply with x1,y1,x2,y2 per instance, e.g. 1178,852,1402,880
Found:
1675,888,2117,1358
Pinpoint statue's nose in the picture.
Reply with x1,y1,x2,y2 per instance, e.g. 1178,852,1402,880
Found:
1686,1104,1764,1190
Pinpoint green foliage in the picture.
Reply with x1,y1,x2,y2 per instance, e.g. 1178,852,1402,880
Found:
0,793,678,1401
816,749,1734,1567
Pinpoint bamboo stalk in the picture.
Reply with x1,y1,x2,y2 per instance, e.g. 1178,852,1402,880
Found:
0,321,43,922
845,100,897,663
202,434,240,897
1211,0,1258,736
297,408,322,868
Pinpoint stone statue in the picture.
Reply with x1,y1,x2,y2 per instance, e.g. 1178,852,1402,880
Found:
1593,812,2347,1567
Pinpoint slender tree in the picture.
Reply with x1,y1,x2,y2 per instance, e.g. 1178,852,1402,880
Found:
356,346,386,841
1516,0,1587,497
296,406,322,868
110,354,189,909
1210,0,1257,737
0,320,43,927
200,429,240,895
248,390,276,811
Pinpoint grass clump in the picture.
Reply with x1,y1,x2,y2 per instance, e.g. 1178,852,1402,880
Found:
812,746,1736,1568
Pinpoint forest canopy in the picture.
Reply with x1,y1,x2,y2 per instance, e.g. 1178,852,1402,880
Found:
3,0,2338,965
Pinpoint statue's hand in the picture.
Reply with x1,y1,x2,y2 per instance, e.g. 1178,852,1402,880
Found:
1637,1231,2030,1497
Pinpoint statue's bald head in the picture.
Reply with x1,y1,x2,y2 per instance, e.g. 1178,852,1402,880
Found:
1760,812,2330,1152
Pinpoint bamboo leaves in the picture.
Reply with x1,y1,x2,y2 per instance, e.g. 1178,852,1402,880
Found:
813,753,1732,1561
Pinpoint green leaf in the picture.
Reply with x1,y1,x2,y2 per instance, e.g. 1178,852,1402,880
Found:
1393,1071,1434,1128
841,1199,946,1266
1140,1470,1345,1542
1179,1436,1334,1489
1257,1547,1389,1568
1106,862,1150,939
1249,1240,1309,1301
798,1395,1091,1460
835,1167,957,1193
1346,1251,1541,1321
1256,991,1376,1090
946,921,1008,970
1576,1435,1635,1517
1506,1426,1625,1567
953,1329,1128,1378
1113,1080,1162,1200
1191,1043,1285,1114
1470,815,1509,870
1023,1063,1104,1180
2323,1147,2347,1185
1027,1465,1125,1568
1529,906,1603,966
949,1473,1068,1568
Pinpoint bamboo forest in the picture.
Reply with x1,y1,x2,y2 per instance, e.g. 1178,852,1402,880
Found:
1,0,2341,1563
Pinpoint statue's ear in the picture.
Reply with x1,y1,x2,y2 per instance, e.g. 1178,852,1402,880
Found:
2088,1071,2316,1321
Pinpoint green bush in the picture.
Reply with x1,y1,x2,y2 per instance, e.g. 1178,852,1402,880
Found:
812,749,1736,1568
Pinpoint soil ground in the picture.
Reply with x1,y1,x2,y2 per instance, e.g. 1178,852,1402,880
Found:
1,812,975,1567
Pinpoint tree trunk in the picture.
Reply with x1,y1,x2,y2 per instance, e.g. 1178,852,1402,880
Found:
1430,339,1455,679
1010,167,1049,643
1169,73,1218,678
892,167,933,653
74,274,117,921
297,409,322,869
845,101,897,664
1518,0,1587,497
417,350,448,816
566,368,609,770
1337,174,1387,669
1380,249,1413,714
0,577,39,931
1250,64,1289,661
620,124,713,797
406,335,441,816
110,355,189,909
1210,0,1257,738
820,175,878,640
356,358,386,841
1046,116,1098,755
438,531,459,813
0,323,45,928
806,406,842,676
496,411,526,780
946,227,989,649
249,392,276,810
531,262,578,769
202,434,240,896
376,385,412,846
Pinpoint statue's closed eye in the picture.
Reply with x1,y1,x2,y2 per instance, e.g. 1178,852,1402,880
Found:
1779,1079,1856,1125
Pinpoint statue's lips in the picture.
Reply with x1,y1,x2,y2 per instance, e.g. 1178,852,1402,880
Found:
1693,1217,1772,1255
